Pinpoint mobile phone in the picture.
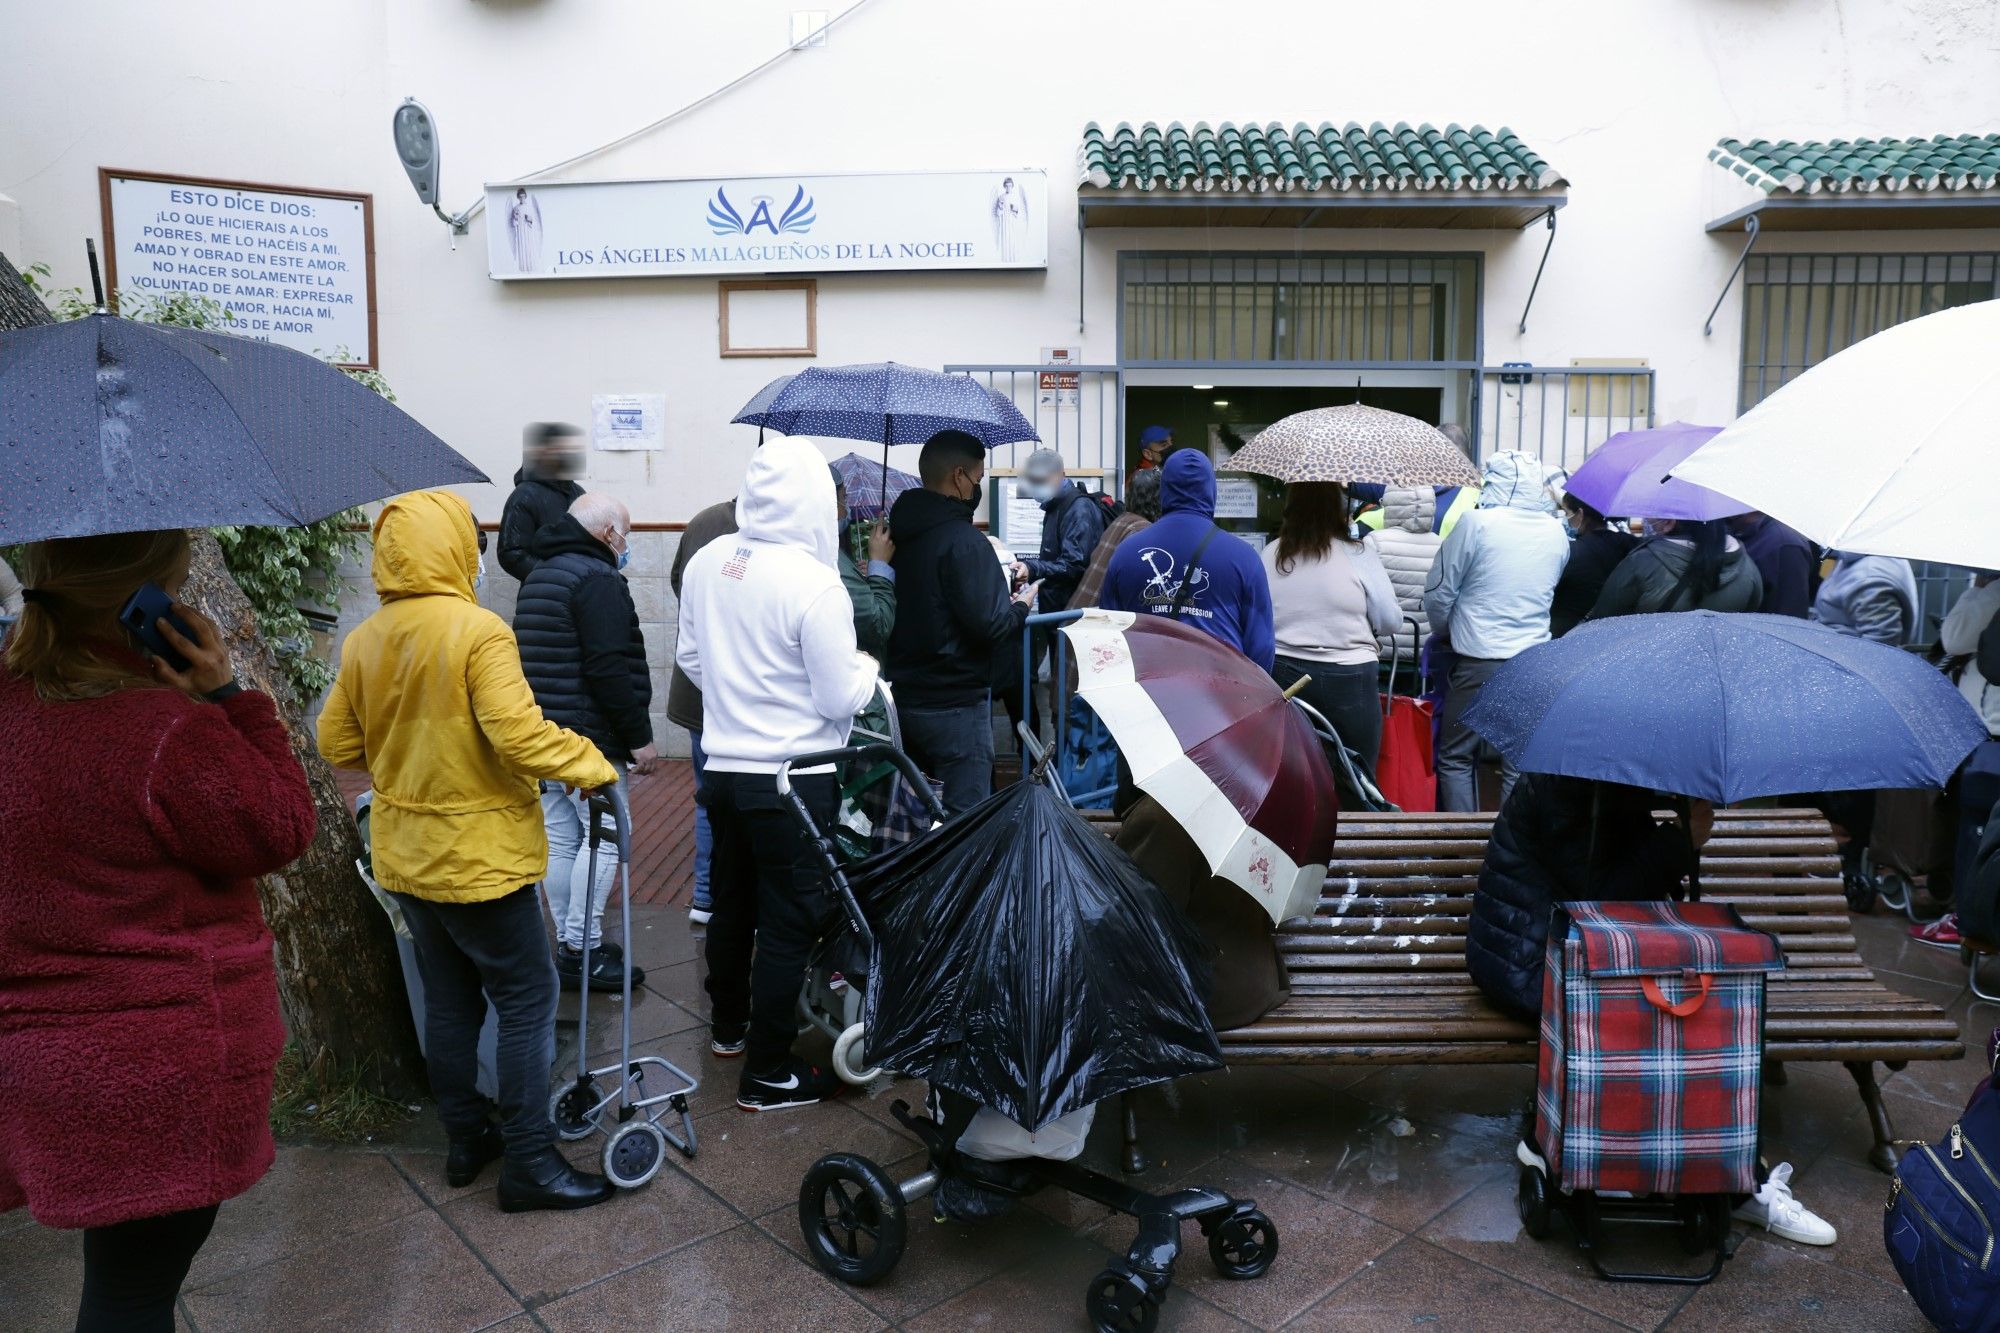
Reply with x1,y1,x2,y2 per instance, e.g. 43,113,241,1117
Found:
118,582,194,672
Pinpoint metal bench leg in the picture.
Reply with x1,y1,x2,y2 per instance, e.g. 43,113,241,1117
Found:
1968,946,2000,1005
1121,1091,1147,1175
1844,1060,1899,1174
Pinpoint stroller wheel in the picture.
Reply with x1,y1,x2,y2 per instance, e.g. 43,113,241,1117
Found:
1207,1207,1278,1279
1516,1165,1553,1240
831,1023,881,1086
551,1080,600,1142
603,1121,667,1189
1085,1264,1161,1333
799,1153,907,1286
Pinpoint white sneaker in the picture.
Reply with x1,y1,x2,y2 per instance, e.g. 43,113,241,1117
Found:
1732,1162,1837,1245
1516,1139,1548,1173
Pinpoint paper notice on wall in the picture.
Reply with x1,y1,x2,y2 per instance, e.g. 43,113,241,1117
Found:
1236,531,1271,553
591,394,665,451
998,478,1045,556
1213,477,1262,520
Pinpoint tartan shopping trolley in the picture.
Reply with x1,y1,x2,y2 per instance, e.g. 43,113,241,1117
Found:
1516,900,1784,1284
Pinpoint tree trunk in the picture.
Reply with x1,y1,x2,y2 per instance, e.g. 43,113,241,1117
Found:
182,532,426,1095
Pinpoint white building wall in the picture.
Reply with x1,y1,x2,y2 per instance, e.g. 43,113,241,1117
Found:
7,0,2000,752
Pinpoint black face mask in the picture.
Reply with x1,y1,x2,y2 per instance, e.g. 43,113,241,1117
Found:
955,474,982,514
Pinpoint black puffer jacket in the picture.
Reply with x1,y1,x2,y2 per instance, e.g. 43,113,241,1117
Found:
514,516,652,760
1962,791,2000,945
1467,774,1694,1018
498,469,584,582
885,488,1026,709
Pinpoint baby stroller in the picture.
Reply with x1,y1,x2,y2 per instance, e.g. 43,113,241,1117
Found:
547,777,701,1184
777,743,1279,1333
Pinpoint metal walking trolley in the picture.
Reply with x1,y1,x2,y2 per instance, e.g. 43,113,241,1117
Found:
548,777,700,1185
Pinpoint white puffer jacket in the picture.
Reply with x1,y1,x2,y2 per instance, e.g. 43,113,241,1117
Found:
1374,487,1441,662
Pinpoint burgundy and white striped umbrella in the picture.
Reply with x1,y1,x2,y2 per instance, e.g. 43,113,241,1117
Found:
1062,610,1339,925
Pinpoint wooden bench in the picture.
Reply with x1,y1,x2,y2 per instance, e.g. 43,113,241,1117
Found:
1208,808,1961,1171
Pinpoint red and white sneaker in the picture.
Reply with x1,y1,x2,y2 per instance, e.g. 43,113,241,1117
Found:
1909,914,1962,949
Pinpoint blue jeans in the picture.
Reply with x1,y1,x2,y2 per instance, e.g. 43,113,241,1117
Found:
691,731,713,909
539,761,624,949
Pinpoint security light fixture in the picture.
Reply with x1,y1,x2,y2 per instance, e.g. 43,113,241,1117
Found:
1212,399,1230,408
1191,384,1214,391
393,98,470,234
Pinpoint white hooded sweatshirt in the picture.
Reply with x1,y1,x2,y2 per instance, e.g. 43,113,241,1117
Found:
675,436,879,773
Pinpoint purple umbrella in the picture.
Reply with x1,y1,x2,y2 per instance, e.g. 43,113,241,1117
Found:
829,452,918,520
1564,422,1748,522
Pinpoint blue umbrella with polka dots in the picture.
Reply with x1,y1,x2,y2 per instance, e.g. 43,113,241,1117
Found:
0,313,486,543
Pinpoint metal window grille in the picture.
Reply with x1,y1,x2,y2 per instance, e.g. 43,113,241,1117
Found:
1740,252,2000,630
1739,253,1998,412
1476,366,1656,474
1119,253,1480,365
941,364,1123,476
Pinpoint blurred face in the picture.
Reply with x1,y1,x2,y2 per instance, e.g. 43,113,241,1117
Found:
534,437,584,481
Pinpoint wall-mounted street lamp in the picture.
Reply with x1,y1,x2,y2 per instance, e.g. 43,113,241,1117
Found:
392,98,471,235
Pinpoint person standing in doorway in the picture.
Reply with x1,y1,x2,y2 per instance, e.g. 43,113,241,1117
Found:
515,492,659,992
1010,449,1108,614
498,422,586,583
668,494,739,925
884,430,1035,815
319,491,619,1213
1264,482,1401,778
1423,451,1570,811
1136,425,1173,471
676,437,880,1109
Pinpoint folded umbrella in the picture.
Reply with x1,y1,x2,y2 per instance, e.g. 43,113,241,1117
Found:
1562,422,1745,522
851,780,1223,1132
0,313,485,543
1226,403,1480,487
1462,611,1985,804
1061,610,1339,925
1671,300,2000,568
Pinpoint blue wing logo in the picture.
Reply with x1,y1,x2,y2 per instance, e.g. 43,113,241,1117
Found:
707,185,815,236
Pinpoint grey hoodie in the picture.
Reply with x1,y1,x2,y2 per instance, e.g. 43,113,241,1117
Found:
1813,553,1919,646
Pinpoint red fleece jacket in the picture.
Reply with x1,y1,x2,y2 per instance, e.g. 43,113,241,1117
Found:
0,665,316,1228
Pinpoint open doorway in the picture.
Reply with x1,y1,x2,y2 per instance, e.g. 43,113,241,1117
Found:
1124,383,1442,472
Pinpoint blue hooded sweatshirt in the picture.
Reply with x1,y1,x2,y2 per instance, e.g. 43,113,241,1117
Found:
1101,451,1275,671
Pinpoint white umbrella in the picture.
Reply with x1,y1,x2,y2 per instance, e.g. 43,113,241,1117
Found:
1672,300,2000,569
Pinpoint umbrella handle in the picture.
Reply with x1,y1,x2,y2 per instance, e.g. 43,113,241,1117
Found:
1280,674,1312,701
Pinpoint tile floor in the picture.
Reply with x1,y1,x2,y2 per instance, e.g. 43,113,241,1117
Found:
3,908,1991,1332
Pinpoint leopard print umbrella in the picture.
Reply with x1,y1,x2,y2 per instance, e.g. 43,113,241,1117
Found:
1228,404,1480,487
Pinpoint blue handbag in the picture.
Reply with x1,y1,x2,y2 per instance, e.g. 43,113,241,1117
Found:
1884,1028,2000,1333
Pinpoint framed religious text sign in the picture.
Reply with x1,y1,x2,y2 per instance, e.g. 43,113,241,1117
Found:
99,168,378,367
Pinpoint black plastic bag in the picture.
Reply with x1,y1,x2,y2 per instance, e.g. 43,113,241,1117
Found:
850,780,1224,1132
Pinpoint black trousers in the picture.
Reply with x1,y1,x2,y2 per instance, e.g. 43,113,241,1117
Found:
1272,656,1383,779
391,885,558,1160
76,1204,218,1333
701,770,840,1072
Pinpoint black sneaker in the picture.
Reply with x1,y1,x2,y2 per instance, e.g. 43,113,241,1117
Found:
737,1058,841,1112
710,1021,749,1058
557,943,645,993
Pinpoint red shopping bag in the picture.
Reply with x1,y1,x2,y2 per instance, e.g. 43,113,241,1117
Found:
1376,693,1436,812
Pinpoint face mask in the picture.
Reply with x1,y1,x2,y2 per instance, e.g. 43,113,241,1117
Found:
1025,480,1058,503
617,547,631,571
957,474,982,512
474,557,488,594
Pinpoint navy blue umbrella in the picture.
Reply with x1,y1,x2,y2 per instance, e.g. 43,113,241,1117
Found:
1462,612,1985,804
733,361,1038,450
0,313,486,543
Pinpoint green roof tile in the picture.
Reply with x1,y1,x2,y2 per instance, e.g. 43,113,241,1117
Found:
1078,121,1565,193
1709,134,2000,194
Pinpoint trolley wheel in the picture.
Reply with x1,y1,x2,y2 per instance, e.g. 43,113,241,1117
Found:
550,1079,600,1142
602,1121,667,1189
1843,865,1878,913
798,1153,906,1286
831,1022,880,1086
1207,1208,1279,1279
1678,1194,1730,1256
1085,1265,1161,1333
1516,1166,1553,1240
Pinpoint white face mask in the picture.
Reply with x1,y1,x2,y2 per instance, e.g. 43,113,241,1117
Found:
474,554,488,593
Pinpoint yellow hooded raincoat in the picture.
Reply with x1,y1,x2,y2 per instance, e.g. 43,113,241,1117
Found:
317,490,617,902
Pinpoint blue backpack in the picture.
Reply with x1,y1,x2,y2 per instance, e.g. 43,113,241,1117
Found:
1885,1028,2000,1332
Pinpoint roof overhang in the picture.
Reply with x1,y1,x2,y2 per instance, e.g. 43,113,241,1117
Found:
1707,192,2000,232
1078,190,1565,231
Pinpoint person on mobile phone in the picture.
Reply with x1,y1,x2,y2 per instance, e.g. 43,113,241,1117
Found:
0,530,317,1332
318,491,619,1214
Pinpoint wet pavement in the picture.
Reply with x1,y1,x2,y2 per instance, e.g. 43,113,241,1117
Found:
3,906,1991,1331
